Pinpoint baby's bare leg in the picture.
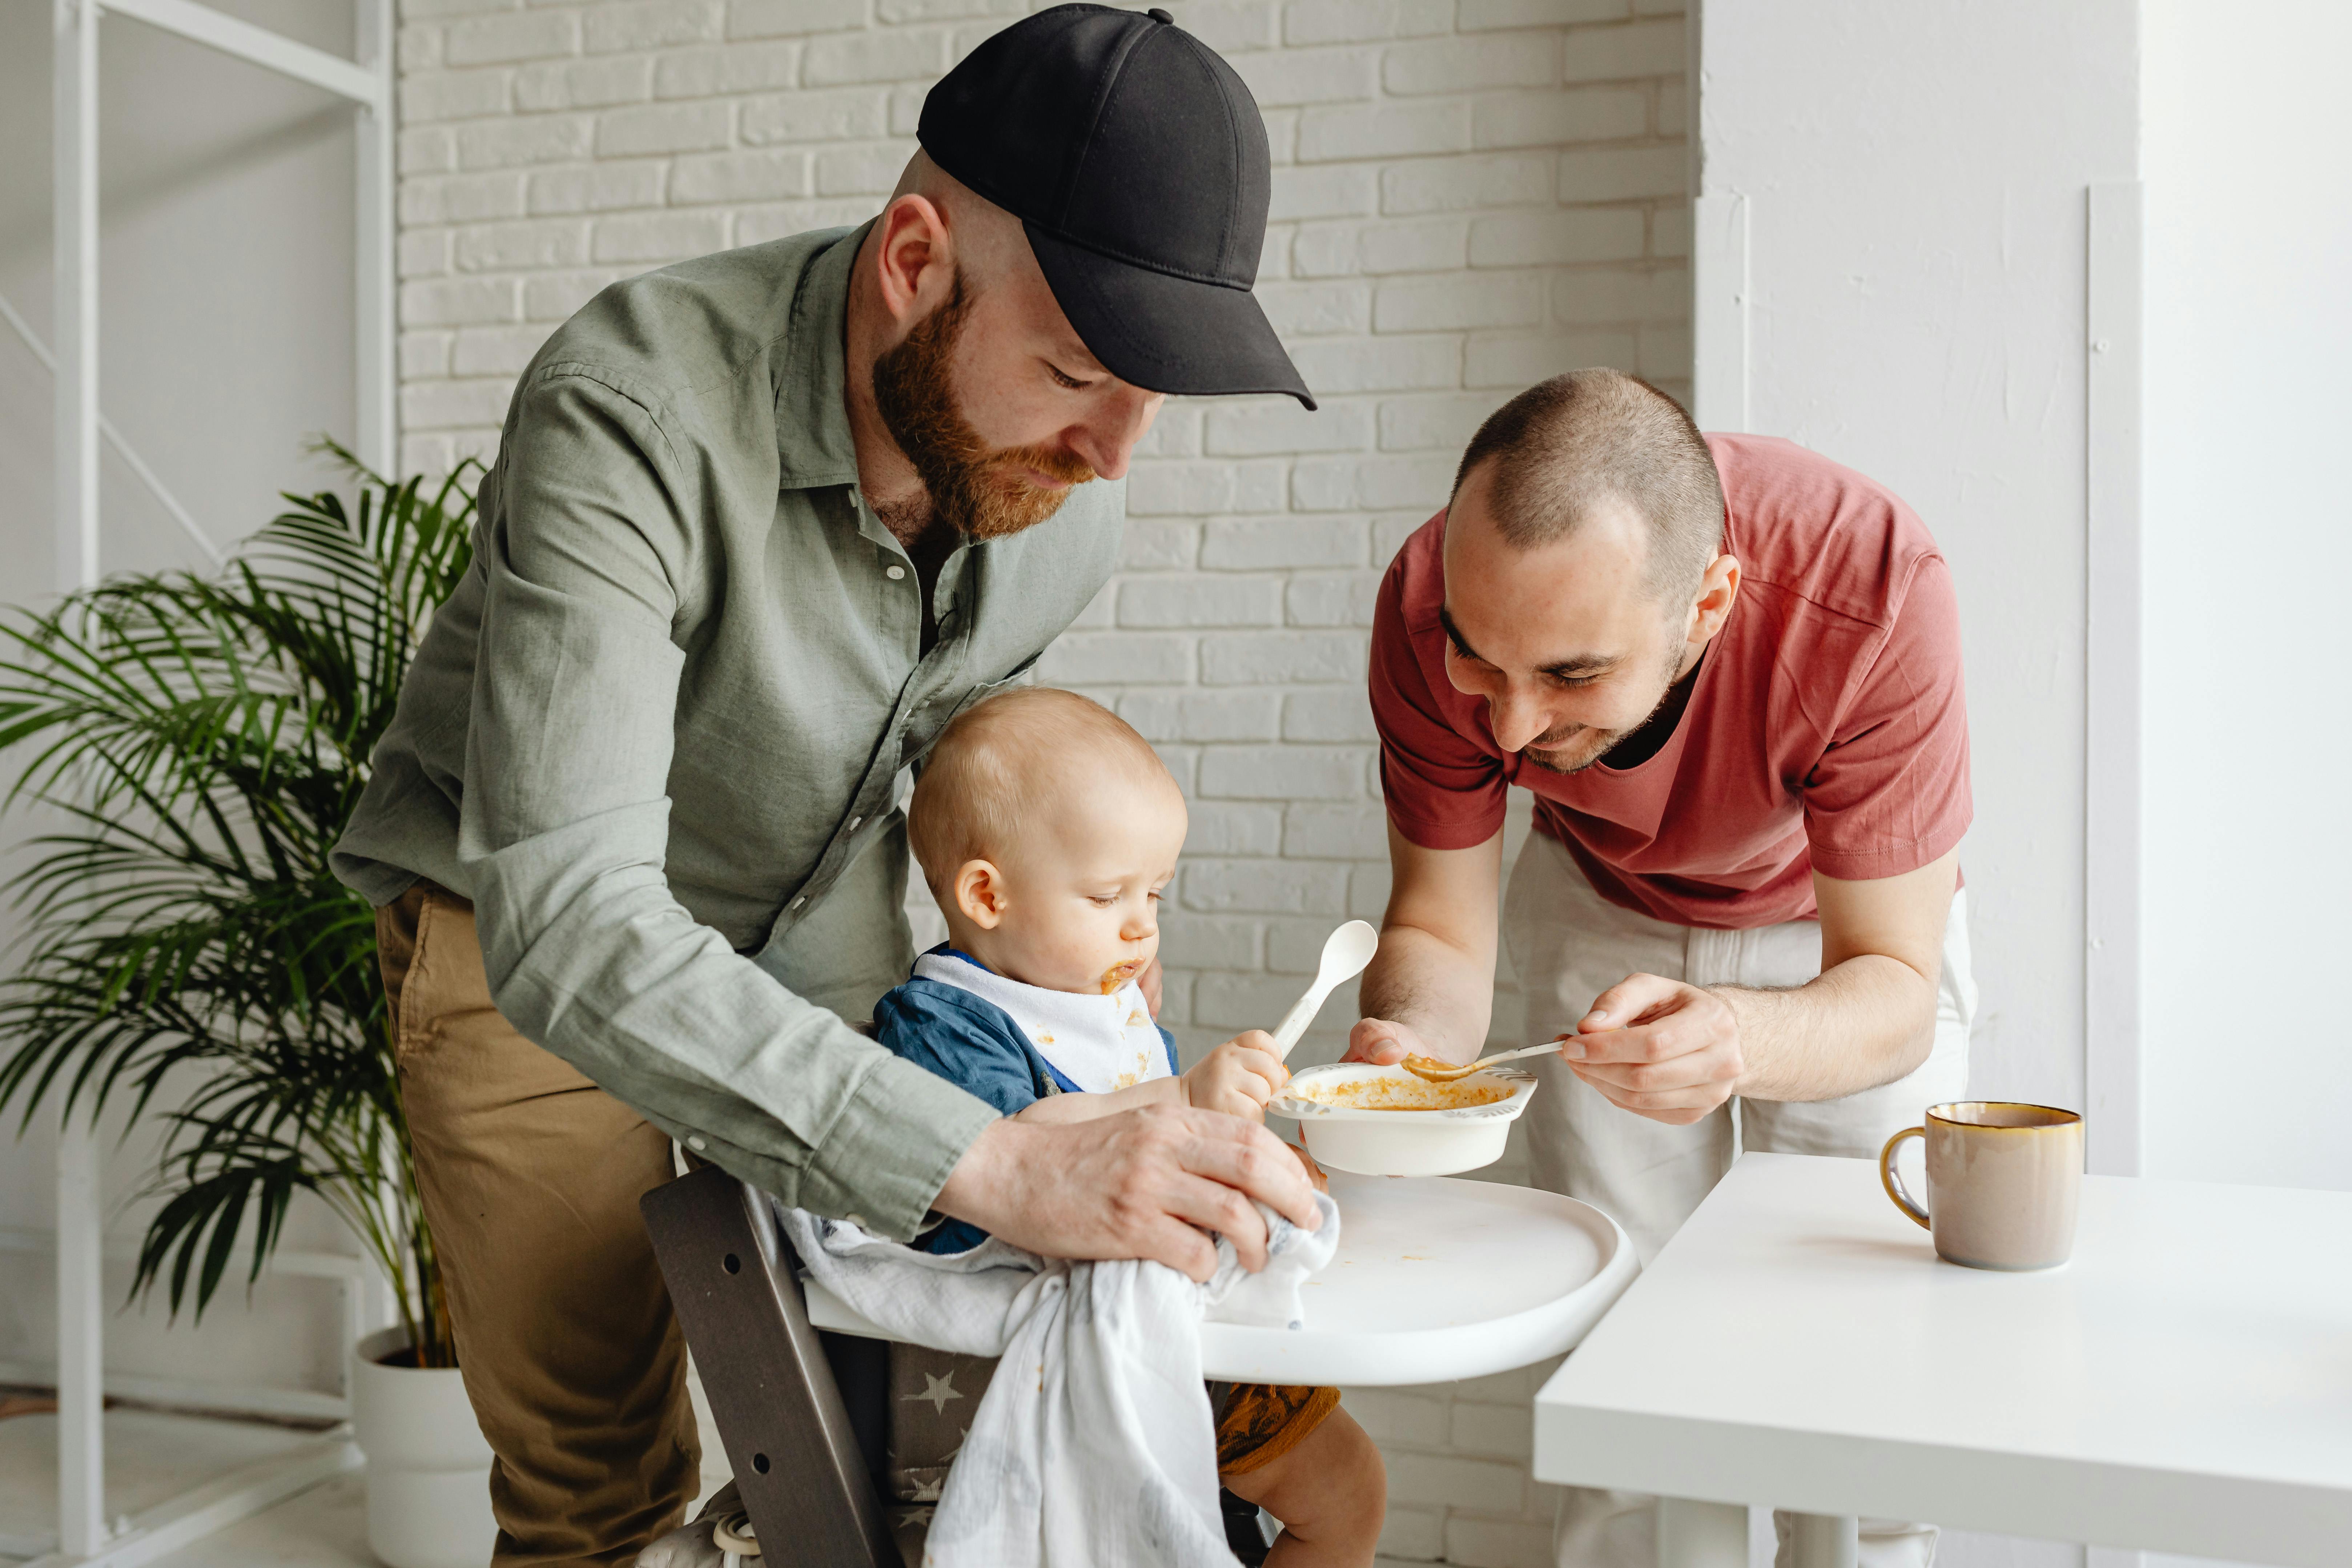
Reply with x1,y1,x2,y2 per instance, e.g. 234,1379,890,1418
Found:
1222,1405,1386,1568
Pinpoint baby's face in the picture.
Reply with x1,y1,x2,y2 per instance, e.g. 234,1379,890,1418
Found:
956,769,1187,995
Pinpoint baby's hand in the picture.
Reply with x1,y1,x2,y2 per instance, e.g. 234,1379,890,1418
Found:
1181,1031,1290,1122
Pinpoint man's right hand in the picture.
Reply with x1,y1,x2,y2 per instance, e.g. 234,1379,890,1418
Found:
1346,1015,1434,1066
932,1105,1321,1284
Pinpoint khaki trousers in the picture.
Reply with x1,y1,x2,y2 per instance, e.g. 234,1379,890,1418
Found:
1503,832,1975,1568
377,882,697,1567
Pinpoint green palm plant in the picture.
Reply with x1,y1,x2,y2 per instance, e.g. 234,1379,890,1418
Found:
0,444,478,1369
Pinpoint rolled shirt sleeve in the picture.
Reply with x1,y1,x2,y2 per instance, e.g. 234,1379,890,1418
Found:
456,369,997,1239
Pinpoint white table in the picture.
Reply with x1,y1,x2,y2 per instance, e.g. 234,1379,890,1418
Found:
1533,1152,2352,1568
807,1171,1639,1386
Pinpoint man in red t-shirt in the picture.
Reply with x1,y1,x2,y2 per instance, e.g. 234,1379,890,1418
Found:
1351,370,1972,1567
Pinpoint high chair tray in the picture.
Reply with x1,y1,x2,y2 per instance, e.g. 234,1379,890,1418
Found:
801,1172,1638,1387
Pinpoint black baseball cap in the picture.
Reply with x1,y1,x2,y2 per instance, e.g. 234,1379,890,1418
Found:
919,4,1315,410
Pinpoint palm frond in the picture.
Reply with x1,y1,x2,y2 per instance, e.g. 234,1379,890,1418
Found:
0,445,479,1366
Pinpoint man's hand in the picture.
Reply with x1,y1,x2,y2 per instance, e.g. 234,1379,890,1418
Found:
1181,1030,1289,1120
1562,974,1744,1125
933,1104,1322,1282
1344,1016,1432,1066
1136,956,1164,1018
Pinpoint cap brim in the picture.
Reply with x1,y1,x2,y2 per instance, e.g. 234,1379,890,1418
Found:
1025,223,1316,410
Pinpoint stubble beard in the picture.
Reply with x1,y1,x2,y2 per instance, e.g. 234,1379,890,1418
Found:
870,273,1097,543
1517,639,1690,776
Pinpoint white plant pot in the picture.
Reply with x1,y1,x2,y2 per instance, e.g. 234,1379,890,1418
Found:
352,1326,497,1568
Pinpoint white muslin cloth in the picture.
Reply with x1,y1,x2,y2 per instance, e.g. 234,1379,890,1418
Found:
781,1189,1338,1568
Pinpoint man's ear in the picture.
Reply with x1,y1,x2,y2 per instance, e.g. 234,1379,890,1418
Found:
873,193,955,328
954,859,1008,929
1685,553,1742,645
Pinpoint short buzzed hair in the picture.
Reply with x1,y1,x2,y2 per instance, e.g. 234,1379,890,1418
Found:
906,687,1174,892
1451,369,1725,599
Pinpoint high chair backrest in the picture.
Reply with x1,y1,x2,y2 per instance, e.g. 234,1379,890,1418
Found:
640,1165,897,1567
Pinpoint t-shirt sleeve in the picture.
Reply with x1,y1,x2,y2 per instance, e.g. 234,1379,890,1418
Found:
872,983,1042,1118
1369,546,1509,850
1801,554,1973,880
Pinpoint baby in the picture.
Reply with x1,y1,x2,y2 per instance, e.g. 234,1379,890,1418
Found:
876,686,1386,1568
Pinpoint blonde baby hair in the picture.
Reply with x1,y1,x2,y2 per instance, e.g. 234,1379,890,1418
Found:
907,687,1175,893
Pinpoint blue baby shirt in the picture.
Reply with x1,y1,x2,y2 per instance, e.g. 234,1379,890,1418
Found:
875,948,1178,1254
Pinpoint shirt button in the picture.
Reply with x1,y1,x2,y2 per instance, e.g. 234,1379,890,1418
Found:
791,895,807,910
885,564,906,581
848,816,863,832
687,1135,707,1151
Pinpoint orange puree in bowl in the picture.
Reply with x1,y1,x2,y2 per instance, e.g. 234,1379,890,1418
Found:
1292,1075,1513,1111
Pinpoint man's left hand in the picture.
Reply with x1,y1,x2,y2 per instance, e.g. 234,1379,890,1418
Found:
1137,956,1164,1018
1560,973,1745,1125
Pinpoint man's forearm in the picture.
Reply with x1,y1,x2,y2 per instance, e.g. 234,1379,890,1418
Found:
1359,922,1495,1062
1719,953,1937,1102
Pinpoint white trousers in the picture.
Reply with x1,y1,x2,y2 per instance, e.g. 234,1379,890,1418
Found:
1503,831,1976,1568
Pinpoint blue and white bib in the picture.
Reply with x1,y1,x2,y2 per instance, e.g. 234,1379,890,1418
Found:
912,949,1173,1095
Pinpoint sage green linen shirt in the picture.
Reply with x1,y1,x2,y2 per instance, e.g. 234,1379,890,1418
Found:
332,223,1123,1237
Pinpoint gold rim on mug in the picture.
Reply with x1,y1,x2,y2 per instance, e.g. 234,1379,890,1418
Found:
1926,1101,2082,1132
1880,1102,2083,1233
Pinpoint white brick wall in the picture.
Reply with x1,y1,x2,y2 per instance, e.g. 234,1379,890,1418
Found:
393,3,1688,1560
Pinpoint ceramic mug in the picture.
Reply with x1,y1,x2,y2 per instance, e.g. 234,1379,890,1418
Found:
1878,1101,2083,1270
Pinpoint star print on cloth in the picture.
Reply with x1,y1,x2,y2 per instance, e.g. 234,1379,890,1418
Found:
903,1370,965,1415
775,1189,1342,1568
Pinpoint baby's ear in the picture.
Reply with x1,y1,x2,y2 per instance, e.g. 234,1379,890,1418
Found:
954,859,1008,928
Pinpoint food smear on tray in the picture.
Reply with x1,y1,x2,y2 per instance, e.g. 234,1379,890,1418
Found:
1290,1074,1514,1111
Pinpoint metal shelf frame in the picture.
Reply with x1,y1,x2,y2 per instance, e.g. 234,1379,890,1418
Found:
40,0,396,1558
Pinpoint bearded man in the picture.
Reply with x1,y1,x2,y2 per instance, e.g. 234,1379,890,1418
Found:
1350,369,1975,1568
331,9,1321,1563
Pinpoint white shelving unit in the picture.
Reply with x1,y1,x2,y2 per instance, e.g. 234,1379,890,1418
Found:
38,0,395,1560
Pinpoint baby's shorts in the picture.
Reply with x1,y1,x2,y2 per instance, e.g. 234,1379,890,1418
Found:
1206,1380,1344,1476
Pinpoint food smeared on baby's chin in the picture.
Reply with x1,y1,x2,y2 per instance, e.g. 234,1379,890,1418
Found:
1097,959,1143,994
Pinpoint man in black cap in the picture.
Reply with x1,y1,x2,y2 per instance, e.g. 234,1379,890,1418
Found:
332,8,1318,1560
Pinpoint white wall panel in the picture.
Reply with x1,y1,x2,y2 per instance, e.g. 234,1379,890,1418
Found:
2140,0,2352,1196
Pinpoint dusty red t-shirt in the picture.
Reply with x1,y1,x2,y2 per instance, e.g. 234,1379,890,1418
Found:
1370,434,1970,930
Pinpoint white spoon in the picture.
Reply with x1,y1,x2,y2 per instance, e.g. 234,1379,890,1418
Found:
1267,920,1379,1062
1398,1040,1565,1082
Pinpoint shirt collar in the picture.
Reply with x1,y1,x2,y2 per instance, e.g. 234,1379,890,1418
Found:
773,220,874,492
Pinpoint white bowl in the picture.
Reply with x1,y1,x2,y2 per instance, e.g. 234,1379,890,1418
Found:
1269,1062,1538,1176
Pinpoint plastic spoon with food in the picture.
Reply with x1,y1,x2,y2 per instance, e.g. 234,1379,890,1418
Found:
1397,1041,1571,1083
